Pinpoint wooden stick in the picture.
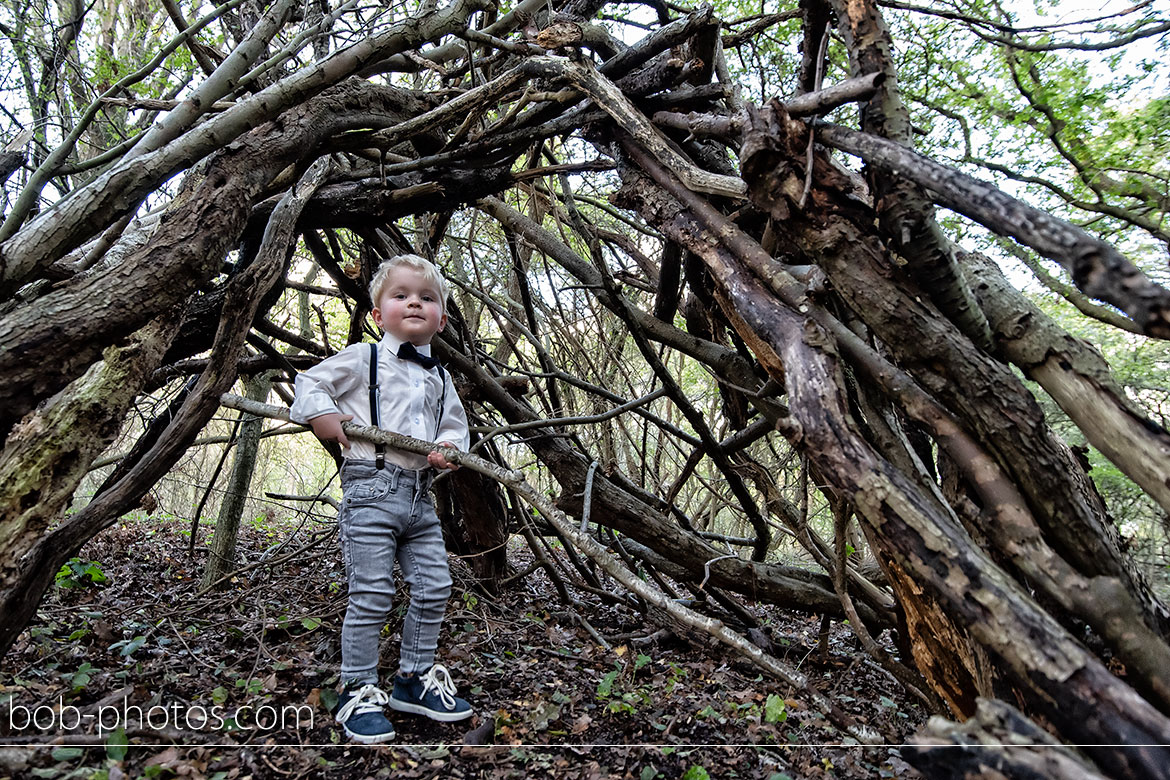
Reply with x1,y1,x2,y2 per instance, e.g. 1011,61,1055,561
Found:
219,391,880,743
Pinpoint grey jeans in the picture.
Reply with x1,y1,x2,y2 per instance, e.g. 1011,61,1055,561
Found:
337,459,452,684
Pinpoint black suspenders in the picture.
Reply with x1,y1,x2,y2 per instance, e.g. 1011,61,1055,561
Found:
368,342,448,470
368,343,384,470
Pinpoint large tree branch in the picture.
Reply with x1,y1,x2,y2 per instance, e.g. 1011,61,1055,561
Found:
0,82,416,435
160,0,225,76
816,122,1170,338
625,136,1170,712
21,160,329,652
748,106,1170,640
0,0,487,293
827,0,993,350
122,0,297,165
0,0,252,250
0,314,178,656
963,250,1170,517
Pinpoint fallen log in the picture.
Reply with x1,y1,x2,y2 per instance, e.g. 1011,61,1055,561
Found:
903,698,1111,780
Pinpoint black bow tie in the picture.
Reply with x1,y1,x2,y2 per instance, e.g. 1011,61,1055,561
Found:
397,341,438,369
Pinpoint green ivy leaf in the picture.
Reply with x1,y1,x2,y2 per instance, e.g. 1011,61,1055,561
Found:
319,688,339,713
764,693,788,723
106,726,129,761
116,636,146,657
597,668,619,698
51,747,84,761
82,562,108,584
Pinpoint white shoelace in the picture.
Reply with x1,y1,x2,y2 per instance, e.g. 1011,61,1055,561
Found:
336,683,390,722
419,664,458,710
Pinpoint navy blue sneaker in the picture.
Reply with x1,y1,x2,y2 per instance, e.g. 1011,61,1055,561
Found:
334,682,395,743
389,664,473,722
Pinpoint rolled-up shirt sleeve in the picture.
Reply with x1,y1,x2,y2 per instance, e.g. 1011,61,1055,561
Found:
290,344,364,424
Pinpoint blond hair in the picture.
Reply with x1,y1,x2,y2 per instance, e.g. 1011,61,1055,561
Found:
368,254,449,313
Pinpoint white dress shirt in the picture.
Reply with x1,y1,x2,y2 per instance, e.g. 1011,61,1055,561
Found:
290,334,470,469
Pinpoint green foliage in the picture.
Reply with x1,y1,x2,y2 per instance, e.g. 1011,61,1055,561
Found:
105,727,128,761
68,662,94,691
54,558,108,589
597,666,619,698
595,652,657,715
318,687,339,714
271,613,323,635
235,677,263,695
51,747,83,762
696,704,725,724
109,635,147,658
764,693,788,724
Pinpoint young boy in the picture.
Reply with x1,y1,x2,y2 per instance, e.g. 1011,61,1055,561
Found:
290,254,472,743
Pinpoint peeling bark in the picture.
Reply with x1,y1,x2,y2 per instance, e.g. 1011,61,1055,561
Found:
964,249,1170,516
826,0,993,350
817,123,1170,339
905,698,1110,780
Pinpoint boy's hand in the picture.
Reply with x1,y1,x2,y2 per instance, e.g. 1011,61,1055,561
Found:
308,413,353,448
429,442,460,471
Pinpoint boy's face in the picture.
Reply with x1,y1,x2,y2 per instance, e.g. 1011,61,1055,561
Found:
371,266,447,345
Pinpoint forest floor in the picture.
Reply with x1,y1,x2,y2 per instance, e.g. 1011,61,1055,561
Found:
1,513,927,779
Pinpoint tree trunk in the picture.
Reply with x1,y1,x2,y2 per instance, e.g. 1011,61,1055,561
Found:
440,464,511,594
201,372,272,589
0,316,177,654
0,158,327,659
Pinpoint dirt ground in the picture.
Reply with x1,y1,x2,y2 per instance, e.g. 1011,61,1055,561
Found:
1,513,926,779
